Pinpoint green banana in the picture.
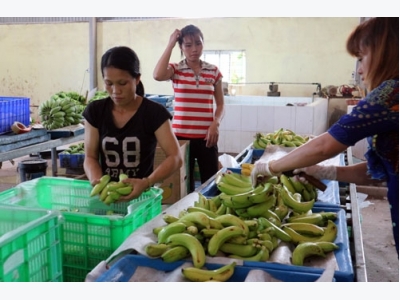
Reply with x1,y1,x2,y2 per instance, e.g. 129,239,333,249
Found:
280,174,297,194
246,201,276,218
282,220,337,244
229,246,268,261
116,185,133,195
318,220,338,243
289,176,307,194
281,222,325,236
158,222,187,244
248,183,274,204
257,217,292,242
273,192,289,221
214,214,249,236
217,181,254,195
291,242,326,266
286,213,325,226
220,184,264,209
166,233,206,269
104,191,121,205
221,172,253,189
163,214,180,224
219,243,259,257
90,174,111,197
258,209,282,227
279,185,315,214
145,243,170,257
314,241,340,253
187,206,218,219
215,203,227,215
161,245,190,263
182,261,236,282
201,228,220,238
207,226,246,256
178,211,211,229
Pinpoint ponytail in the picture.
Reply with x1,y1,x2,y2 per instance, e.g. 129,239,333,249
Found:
137,81,145,97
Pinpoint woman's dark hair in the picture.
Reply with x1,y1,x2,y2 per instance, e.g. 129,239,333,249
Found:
346,17,399,91
101,46,145,96
178,25,204,57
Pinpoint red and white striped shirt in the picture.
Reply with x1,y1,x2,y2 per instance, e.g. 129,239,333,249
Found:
169,59,223,139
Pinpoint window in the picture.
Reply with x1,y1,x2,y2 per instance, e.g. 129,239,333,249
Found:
201,50,246,84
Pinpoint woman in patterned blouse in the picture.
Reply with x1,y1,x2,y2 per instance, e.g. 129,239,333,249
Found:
251,17,399,256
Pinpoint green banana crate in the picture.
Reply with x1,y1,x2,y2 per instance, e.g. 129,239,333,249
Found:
0,176,163,282
0,205,63,282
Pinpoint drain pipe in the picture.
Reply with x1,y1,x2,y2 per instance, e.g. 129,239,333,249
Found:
89,17,97,91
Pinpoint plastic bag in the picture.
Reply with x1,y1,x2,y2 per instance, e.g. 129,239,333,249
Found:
218,153,240,168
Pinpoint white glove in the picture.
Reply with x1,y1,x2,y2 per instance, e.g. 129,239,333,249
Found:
251,160,281,187
293,165,337,181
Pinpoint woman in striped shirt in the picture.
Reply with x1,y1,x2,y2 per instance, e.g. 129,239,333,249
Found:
154,24,225,192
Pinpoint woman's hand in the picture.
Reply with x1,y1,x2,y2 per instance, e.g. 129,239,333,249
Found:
115,178,150,202
168,29,180,48
205,121,219,147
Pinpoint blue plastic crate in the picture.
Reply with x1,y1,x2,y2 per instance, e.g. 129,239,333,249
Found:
0,97,30,135
59,153,85,169
95,254,330,282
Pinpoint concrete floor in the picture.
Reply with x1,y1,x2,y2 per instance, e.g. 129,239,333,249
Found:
0,155,398,282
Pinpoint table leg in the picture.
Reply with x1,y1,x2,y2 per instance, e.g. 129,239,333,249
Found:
51,147,58,176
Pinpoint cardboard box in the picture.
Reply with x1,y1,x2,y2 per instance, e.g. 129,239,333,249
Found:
153,140,189,204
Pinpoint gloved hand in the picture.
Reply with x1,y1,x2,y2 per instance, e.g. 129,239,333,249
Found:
251,160,281,187
293,165,337,182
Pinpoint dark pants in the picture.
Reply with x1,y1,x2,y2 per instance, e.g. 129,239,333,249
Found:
177,137,219,192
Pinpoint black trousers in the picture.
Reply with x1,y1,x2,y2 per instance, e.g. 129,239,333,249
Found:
177,137,219,192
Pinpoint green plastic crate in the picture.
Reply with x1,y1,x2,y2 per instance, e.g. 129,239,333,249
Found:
0,205,63,282
0,176,163,282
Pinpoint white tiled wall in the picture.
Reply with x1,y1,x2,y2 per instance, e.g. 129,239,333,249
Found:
218,96,328,153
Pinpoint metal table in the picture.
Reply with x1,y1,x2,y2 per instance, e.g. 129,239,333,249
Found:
0,134,84,176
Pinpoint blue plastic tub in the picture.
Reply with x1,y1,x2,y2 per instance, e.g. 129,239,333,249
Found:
95,254,332,282
0,97,30,135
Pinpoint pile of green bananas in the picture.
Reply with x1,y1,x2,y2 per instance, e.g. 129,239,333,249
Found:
90,174,133,205
144,171,339,281
253,128,310,149
88,90,109,103
60,142,84,154
39,91,85,130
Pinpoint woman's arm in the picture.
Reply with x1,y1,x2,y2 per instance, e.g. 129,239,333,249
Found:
83,121,103,185
205,80,225,147
118,119,183,201
148,119,183,186
336,162,385,186
153,29,180,81
270,132,348,173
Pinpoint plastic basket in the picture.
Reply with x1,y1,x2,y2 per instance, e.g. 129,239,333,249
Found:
0,176,163,282
0,96,30,135
0,205,63,282
59,153,85,169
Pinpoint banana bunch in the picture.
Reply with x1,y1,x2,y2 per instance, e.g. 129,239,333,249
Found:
60,142,84,154
291,241,339,266
215,171,254,195
90,173,133,205
39,91,85,130
252,128,310,149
